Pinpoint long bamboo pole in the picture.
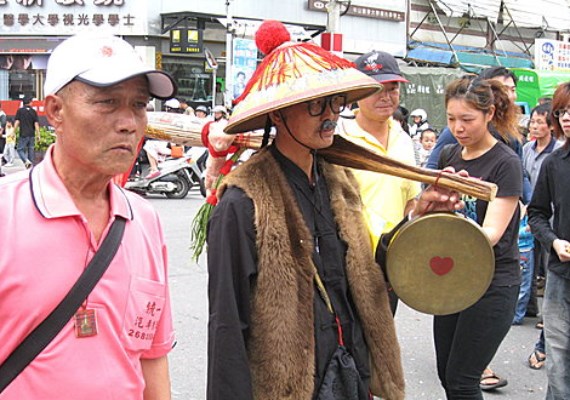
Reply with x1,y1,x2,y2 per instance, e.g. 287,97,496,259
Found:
320,136,496,201
145,112,497,201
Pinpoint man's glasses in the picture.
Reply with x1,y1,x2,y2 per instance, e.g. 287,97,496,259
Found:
553,108,570,118
306,94,347,117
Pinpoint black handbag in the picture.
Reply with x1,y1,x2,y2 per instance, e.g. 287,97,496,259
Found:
313,269,369,400
316,344,369,400
0,216,126,394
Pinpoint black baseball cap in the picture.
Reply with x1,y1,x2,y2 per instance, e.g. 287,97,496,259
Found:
354,51,408,84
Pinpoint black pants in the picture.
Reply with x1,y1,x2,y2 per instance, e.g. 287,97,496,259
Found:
534,238,549,278
434,284,519,400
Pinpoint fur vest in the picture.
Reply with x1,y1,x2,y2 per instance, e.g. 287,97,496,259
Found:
219,148,405,400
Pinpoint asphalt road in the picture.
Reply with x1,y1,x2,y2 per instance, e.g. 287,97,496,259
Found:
150,193,548,400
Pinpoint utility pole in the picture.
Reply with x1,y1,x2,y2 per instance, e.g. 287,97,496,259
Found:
323,0,347,55
326,0,342,33
224,0,234,111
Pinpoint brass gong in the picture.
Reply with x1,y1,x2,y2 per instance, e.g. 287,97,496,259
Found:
386,212,494,315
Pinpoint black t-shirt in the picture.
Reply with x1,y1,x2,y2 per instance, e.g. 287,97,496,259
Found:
15,106,38,137
439,142,522,286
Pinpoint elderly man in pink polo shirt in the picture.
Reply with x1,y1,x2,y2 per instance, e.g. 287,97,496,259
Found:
0,34,177,399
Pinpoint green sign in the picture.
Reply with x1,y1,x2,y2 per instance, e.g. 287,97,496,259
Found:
512,68,570,112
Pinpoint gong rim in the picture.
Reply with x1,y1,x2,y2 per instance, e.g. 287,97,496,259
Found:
386,212,495,315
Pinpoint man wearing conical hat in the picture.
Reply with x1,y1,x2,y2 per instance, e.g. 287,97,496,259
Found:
206,20,462,400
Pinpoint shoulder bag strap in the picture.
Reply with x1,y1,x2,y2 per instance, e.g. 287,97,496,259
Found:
437,143,460,170
0,216,127,393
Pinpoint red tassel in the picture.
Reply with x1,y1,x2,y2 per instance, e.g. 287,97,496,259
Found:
206,190,218,206
219,159,234,176
256,20,290,55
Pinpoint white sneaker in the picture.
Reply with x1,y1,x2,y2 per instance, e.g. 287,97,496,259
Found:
4,162,13,167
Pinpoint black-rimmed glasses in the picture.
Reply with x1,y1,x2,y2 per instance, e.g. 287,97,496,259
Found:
553,108,570,118
306,94,347,117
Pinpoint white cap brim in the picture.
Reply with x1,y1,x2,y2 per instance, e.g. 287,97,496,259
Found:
77,70,176,100
44,33,177,100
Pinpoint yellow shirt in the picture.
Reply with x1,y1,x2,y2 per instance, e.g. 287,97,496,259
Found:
338,115,421,248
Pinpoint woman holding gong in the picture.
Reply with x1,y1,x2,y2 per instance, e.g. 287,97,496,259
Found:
434,76,522,399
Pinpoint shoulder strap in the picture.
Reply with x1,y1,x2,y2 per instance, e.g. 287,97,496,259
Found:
437,143,460,169
0,216,127,393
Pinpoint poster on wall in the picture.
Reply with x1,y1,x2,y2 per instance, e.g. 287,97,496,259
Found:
535,38,570,71
232,38,258,100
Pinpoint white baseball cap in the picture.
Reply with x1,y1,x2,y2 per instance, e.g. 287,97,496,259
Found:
164,98,180,109
212,105,227,114
44,33,176,100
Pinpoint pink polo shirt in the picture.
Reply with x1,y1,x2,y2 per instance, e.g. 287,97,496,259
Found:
0,147,175,399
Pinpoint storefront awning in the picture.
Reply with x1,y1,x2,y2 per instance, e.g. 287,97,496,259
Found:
160,11,325,42
406,41,534,71
407,46,454,65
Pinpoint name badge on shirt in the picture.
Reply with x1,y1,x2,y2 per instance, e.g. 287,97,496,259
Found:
74,309,98,338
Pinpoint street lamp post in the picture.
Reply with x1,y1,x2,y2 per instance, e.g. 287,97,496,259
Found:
224,0,234,111
323,0,347,55
326,0,342,33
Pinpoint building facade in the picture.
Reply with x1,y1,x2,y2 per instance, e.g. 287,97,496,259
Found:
0,0,410,109
1,0,568,112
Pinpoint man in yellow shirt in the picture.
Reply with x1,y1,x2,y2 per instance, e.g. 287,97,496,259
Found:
338,51,421,313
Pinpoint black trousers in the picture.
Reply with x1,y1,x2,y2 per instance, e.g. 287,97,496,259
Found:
434,284,519,400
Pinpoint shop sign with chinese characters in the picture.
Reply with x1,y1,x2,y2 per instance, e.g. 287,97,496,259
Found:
307,0,405,22
170,28,202,54
0,0,147,35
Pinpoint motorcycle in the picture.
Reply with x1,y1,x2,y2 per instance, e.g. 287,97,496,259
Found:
125,147,207,199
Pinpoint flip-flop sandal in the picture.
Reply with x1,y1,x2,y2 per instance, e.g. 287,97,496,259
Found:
528,350,546,370
480,372,508,391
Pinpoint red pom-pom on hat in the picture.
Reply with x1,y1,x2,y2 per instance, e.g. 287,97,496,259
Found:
255,20,291,55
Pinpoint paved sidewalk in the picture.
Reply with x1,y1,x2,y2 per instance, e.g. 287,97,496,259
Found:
1,157,29,176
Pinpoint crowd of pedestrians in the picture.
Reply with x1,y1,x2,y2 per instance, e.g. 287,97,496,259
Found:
0,23,569,400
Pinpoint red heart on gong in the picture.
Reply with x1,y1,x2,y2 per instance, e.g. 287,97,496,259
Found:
429,256,454,276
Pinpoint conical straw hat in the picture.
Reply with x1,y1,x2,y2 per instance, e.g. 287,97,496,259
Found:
225,20,381,134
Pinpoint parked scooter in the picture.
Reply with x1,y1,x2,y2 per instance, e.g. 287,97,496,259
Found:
125,147,206,199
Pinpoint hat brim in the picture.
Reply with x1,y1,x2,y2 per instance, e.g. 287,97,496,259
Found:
225,73,381,134
76,69,177,100
369,73,409,84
